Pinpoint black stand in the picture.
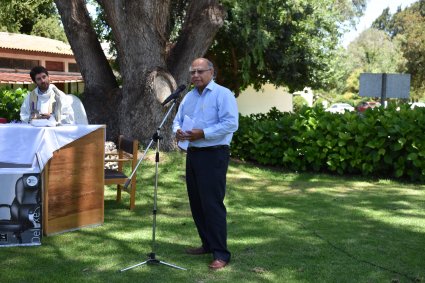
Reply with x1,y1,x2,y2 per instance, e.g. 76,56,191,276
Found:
120,99,186,272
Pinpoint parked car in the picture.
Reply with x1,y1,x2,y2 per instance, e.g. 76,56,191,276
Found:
356,101,381,112
325,103,355,114
409,102,425,109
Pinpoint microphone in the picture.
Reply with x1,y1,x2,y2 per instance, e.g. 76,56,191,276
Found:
161,85,186,106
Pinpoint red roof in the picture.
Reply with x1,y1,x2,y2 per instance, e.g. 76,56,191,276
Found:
0,71,83,84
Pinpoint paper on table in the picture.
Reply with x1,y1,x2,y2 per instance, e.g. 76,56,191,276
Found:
30,116,57,127
178,115,194,151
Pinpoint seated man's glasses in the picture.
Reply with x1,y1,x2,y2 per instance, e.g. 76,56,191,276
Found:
189,68,211,76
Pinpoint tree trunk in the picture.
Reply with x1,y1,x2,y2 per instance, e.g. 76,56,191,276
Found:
55,0,226,149
54,0,121,140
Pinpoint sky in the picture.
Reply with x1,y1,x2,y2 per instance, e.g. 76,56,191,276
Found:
341,0,419,47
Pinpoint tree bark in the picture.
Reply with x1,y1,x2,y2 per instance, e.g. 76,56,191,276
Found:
98,0,175,148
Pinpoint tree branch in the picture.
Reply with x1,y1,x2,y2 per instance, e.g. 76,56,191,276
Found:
167,0,226,84
54,0,118,91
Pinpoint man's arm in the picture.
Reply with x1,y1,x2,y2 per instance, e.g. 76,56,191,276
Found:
203,91,238,140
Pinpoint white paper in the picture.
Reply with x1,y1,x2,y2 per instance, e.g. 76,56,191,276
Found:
178,115,194,151
30,116,57,127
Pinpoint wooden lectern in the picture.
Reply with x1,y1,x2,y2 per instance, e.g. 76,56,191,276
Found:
42,127,105,235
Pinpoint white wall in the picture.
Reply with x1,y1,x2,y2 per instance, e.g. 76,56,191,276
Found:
236,84,293,115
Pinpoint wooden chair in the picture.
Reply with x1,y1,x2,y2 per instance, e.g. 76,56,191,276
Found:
104,135,139,210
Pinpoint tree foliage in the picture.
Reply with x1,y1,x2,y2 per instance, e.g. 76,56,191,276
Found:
371,7,395,37
373,1,425,98
393,1,425,94
206,0,366,96
347,28,406,74
0,0,66,42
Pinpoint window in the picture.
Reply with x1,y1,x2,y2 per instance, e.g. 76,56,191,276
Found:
0,57,39,69
45,61,64,72
68,63,80,73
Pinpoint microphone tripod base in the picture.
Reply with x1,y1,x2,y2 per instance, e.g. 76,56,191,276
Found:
120,252,187,272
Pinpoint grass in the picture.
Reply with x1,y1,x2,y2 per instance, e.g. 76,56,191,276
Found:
2,151,425,283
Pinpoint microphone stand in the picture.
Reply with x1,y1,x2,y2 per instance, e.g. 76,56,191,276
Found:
120,98,186,272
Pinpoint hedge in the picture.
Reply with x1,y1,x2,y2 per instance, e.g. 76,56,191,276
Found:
231,104,425,182
0,87,27,122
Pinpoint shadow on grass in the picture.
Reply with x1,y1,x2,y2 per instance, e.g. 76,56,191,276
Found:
227,161,425,283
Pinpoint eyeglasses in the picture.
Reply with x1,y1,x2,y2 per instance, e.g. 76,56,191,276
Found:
189,68,211,76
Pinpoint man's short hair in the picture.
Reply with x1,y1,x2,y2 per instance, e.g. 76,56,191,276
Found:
205,59,214,69
30,66,49,82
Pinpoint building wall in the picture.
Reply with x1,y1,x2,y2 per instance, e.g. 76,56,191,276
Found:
236,84,293,116
0,49,77,71
0,49,83,94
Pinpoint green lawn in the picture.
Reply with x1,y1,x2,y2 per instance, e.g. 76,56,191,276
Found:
2,152,424,283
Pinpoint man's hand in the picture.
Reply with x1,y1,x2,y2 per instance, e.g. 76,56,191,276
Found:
39,113,51,119
175,129,187,142
185,129,204,142
31,113,51,120
175,128,205,142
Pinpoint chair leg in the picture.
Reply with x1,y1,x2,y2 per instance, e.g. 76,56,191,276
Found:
129,184,135,210
129,187,135,210
129,178,137,210
117,184,122,202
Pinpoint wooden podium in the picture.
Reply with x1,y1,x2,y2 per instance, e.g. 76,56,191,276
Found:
42,127,105,235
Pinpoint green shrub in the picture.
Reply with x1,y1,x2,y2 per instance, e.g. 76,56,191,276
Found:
0,87,27,122
232,104,425,181
292,96,308,112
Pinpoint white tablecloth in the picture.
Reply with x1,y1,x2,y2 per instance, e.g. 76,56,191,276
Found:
0,124,105,171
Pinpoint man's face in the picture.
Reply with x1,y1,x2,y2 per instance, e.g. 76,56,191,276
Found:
190,59,213,91
34,72,50,92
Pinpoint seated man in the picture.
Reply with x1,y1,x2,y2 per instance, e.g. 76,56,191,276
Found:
20,66,74,124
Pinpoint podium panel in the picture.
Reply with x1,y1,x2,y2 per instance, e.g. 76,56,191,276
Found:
0,173,42,247
43,127,105,235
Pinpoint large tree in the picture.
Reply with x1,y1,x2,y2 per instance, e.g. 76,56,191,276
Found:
393,0,425,95
347,28,405,74
54,0,225,149
206,0,366,95
340,28,406,97
372,0,425,97
54,0,365,149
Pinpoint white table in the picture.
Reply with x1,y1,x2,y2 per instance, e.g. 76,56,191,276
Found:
0,124,104,171
0,124,106,235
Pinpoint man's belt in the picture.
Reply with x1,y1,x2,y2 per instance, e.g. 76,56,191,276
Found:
187,145,229,152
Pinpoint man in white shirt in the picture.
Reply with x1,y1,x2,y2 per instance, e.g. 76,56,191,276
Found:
173,58,238,270
20,66,74,124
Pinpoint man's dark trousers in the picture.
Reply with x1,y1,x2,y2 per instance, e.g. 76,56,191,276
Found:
186,146,231,262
